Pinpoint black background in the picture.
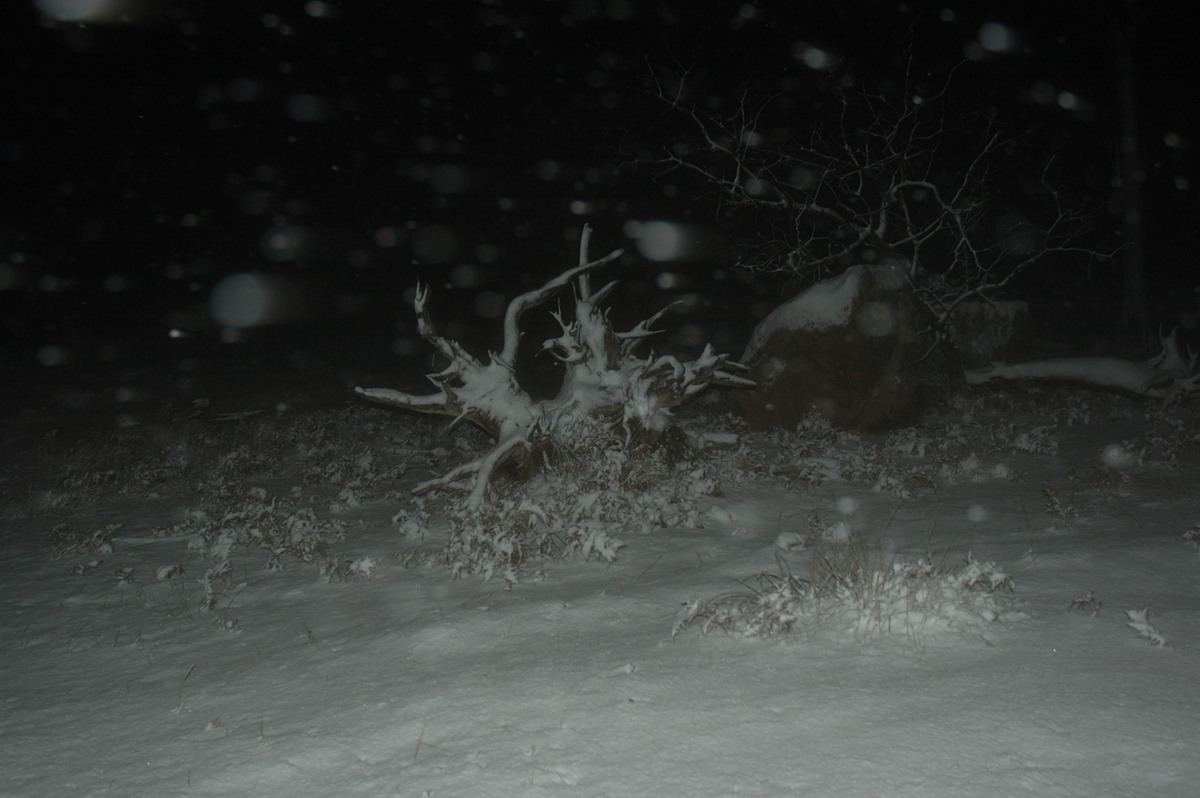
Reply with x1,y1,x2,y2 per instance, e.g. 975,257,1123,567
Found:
2,0,1197,415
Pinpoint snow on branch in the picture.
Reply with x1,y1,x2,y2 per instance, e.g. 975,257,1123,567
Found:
964,330,1199,400
356,225,754,510
651,63,1105,353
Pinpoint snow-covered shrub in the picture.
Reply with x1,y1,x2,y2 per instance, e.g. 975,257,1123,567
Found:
413,422,726,582
1068,591,1102,615
674,536,1015,645
988,423,1060,456
755,413,938,498
1183,525,1200,551
432,497,625,586
159,489,348,573
320,555,380,583
1124,608,1168,646
1042,469,1093,523
47,522,120,560
1118,409,1200,465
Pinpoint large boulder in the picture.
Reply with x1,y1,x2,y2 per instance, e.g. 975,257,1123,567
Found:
737,264,926,430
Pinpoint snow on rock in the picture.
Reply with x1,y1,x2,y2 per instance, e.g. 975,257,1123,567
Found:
737,264,925,430
743,265,867,362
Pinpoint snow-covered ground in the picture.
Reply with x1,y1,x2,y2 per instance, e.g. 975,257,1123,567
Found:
2,386,1198,797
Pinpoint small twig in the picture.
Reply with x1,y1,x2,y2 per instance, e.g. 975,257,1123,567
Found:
631,555,663,583
413,718,428,764
410,718,452,765
172,663,196,714
66,618,93,651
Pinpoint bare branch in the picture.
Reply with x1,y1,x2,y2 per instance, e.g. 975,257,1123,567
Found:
650,59,1104,351
357,226,753,510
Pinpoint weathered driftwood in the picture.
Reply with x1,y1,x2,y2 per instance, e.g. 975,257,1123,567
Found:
356,225,753,509
964,330,1199,400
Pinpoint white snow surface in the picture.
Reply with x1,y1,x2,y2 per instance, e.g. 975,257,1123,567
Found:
743,266,865,361
3,392,1200,798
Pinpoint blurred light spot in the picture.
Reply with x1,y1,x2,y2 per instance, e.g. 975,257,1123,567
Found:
978,22,1016,53
940,8,958,22
475,243,500,263
1056,91,1078,110
535,160,564,181
260,225,309,261
1164,131,1187,150
569,199,595,215
286,94,330,123
228,77,265,102
103,274,130,292
0,263,23,290
374,226,401,247
655,272,681,290
1029,80,1055,105
412,225,458,263
1101,443,1133,468
304,1,339,18
450,263,481,288
836,495,859,515
674,323,704,347
392,336,418,357
239,189,275,215
37,345,69,366
855,301,897,337
252,164,280,182
605,0,636,21
744,177,772,196
471,52,498,71
966,504,987,522
168,328,188,339
740,129,765,147
430,164,471,194
632,220,685,262
788,166,816,189
736,3,762,21
38,274,72,291
209,273,304,328
791,42,830,70
474,291,505,319
34,0,115,22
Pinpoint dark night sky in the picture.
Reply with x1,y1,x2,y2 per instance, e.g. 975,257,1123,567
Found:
1,0,1198,393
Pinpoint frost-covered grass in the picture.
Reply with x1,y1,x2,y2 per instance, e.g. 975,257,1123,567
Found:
3,388,1199,797
673,534,1016,647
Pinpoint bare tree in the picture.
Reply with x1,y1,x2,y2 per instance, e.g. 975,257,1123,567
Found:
356,225,753,510
653,63,1102,352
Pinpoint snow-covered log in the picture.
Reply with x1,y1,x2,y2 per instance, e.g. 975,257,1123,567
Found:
963,330,1199,400
356,225,754,509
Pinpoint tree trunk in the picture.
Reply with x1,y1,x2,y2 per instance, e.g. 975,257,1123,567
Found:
1113,0,1148,351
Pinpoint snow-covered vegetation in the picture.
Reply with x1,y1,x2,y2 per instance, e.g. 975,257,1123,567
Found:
356,224,752,511
3,387,1198,796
